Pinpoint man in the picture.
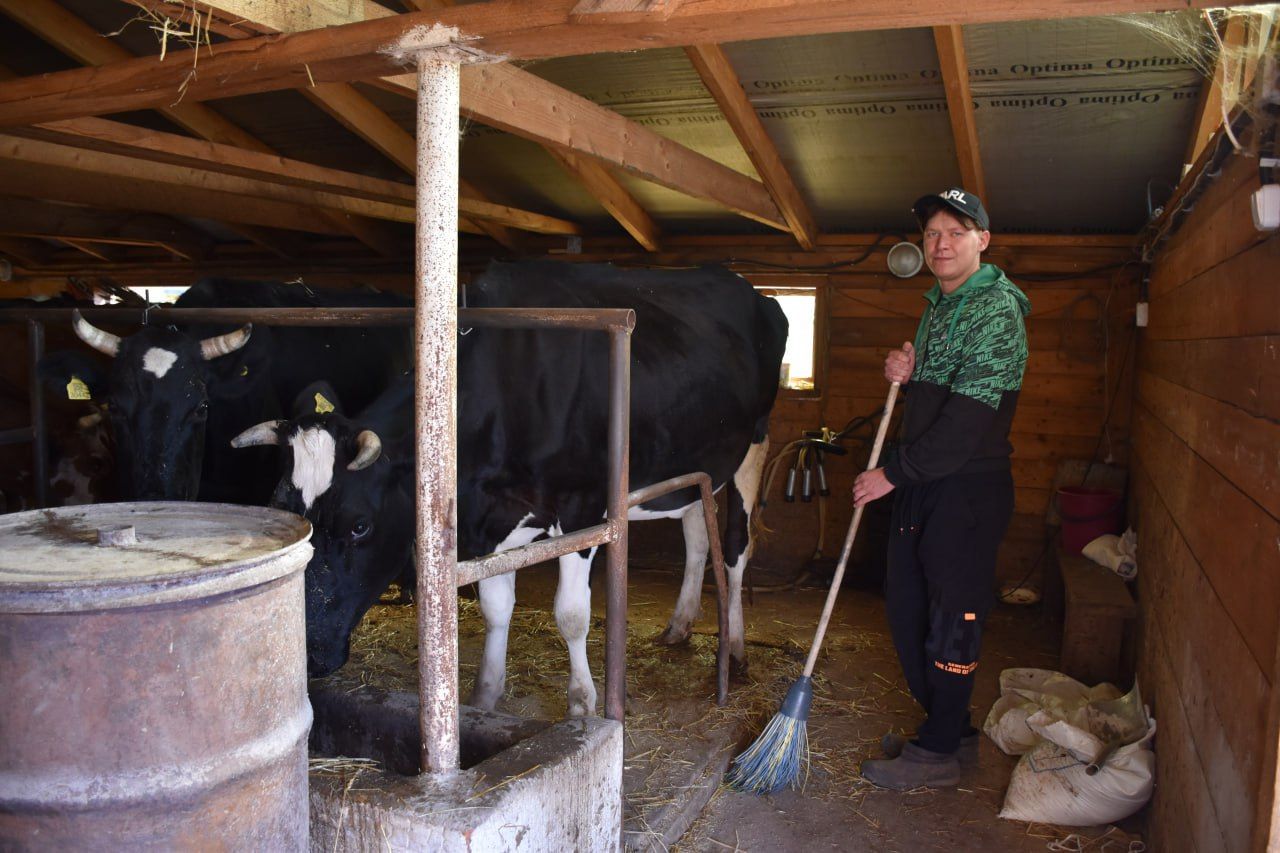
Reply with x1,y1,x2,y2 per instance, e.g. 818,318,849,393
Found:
854,188,1030,790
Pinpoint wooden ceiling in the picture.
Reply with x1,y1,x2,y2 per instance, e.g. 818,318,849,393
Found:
0,0,1268,284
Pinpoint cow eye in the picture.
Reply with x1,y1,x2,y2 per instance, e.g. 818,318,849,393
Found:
351,520,372,541
194,401,209,419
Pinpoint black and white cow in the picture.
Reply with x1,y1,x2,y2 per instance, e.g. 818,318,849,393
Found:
235,261,788,716
43,279,411,504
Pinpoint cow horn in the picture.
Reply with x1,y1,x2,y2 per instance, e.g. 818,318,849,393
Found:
347,430,382,471
72,310,121,357
200,324,253,361
230,420,283,448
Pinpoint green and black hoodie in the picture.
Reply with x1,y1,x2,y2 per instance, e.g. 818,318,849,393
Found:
883,263,1031,486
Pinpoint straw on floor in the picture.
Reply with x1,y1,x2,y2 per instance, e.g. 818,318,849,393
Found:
726,380,900,795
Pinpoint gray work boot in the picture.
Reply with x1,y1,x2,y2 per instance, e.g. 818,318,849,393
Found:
880,729,980,764
861,742,961,790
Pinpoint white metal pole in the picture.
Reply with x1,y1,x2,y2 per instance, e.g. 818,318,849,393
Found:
414,55,460,776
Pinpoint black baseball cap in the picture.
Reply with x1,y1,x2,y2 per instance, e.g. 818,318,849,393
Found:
912,188,990,230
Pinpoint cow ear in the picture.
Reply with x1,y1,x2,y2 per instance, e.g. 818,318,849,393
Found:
292,381,343,419
38,351,108,402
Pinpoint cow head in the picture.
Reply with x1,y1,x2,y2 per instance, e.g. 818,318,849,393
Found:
233,385,413,676
63,311,258,500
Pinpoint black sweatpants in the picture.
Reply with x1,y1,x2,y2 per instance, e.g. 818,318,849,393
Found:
885,469,1014,755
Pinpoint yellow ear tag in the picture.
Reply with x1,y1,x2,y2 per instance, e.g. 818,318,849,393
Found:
314,392,335,415
67,377,91,401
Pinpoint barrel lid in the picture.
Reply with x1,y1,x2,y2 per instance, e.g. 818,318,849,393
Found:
0,503,312,612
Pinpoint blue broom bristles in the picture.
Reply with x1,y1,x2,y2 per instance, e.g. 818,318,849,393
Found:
725,675,813,794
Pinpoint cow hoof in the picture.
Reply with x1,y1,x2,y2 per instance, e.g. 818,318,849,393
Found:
729,656,750,682
567,690,598,718
468,686,501,712
654,624,691,646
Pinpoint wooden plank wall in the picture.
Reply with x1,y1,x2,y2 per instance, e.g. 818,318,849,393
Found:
745,240,1137,588
1133,142,1280,852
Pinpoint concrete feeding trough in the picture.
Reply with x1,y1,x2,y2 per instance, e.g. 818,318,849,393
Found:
307,686,622,851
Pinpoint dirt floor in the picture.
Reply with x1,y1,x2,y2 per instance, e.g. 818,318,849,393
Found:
318,557,1146,853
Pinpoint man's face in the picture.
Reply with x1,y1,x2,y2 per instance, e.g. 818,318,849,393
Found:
922,208,990,291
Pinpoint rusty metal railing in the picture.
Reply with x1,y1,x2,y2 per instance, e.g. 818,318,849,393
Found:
0,301,733,765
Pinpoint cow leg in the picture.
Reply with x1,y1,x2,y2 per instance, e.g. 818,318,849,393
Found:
470,571,516,711
556,547,598,717
656,503,710,646
723,436,768,677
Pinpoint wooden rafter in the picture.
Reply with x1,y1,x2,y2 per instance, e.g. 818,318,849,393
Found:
82,0,1239,63
400,0,456,12
457,64,784,229
0,1,787,231
570,0,683,24
0,157,349,236
302,82,521,249
0,0,406,257
0,197,213,260
1,125,581,235
0,0,271,152
932,25,987,201
1183,14,1248,173
685,43,816,249
120,0,555,251
546,148,661,251
181,0,677,249
0,237,55,268
59,239,119,262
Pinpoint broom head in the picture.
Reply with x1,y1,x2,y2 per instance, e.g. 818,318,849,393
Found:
725,675,813,794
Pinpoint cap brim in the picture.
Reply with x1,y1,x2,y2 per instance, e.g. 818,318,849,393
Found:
912,194,989,230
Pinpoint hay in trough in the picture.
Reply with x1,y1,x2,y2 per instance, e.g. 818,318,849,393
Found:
317,574,898,846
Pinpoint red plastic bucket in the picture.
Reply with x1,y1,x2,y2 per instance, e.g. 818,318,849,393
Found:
1057,486,1123,554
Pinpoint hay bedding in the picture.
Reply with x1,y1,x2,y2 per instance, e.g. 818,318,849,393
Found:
317,578,898,845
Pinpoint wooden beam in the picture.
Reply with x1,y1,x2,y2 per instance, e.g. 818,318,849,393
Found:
13,118,578,234
685,43,816,249
0,237,54,268
0,0,404,257
400,0,456,11
286,83,523,249
69,0,1243,66
459,63,784,229
133,0,779,230
0,197,213,260
570,0,682,24
546,148,661,251
1183,14,1248,173
0,0,273,153
932,25,987,201
59,239,119,262
0,155,348,236
0,2,1234,149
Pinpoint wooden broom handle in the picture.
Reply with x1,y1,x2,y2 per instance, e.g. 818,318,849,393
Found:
802,381,900,677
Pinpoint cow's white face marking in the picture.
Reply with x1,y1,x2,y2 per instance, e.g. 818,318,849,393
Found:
142,347,178,378
289,427,336,512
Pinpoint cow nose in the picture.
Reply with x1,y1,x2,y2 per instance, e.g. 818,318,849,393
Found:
307,643,348,678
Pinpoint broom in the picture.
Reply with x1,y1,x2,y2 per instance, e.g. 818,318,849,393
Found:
727,380,901,794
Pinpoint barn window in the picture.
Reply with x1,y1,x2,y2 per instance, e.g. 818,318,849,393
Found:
755,285,821,394
91,285,190,305
127,286,190,304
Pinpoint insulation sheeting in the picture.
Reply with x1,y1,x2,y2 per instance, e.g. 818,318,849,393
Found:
474,14,1204,236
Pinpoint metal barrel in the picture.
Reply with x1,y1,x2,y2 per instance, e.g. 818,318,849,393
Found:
0,503,314,851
